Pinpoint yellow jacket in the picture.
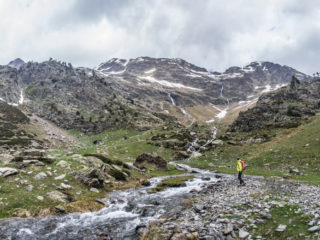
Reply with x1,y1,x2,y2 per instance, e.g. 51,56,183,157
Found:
237,160,242,172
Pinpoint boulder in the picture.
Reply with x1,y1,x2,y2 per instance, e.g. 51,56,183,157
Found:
308,226,320,232
289,167,301,175
174,151,189,160
90,187,99,193
239,229,249,238
34,172,47,180
55,205,66,214
70,168,105,188
56,160,70,168
0,154,14,165
134,153,168,170
0,167,18,177
37,196,44,201
72,155,104,168
21,149,45,157
140,179,151,186
108,168,128,181
276,224,287,232
212,139,224,146
60,183,72,189
54,174,66,180
161,139,185,149
223,223,233,235
190,152,202,159
47,191,70,203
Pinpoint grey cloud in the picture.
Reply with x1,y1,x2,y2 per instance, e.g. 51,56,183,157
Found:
0,0,319,74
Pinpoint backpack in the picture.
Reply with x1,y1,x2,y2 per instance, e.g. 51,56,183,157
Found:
241,160,246,170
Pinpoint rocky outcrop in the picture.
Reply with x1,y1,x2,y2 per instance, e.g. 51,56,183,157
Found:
70,168,106,189
0,57,312,135
134,153,168,170
97,57,311,108
0,102,40,149
230,77,320,132
0,167,18,177
147,176,320,240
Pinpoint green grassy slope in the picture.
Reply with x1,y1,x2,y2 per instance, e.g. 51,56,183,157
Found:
188,114,320,185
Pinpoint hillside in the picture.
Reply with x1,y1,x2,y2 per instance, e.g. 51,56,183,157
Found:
230,77,320,132
0,58,311,132
0,58,319,239
0,60,170,134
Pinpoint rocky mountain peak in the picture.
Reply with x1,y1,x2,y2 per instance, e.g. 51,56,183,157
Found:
8,58,25,69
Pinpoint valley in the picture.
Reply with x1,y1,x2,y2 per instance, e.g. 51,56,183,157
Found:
0,57,319,239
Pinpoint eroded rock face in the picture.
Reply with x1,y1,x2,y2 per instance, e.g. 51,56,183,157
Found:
0,167,18,177
230,78,320,132
0,102,39,149
134,153,168,170
70,168,105,189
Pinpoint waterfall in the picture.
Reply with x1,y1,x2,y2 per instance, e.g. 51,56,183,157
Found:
167,93,176,106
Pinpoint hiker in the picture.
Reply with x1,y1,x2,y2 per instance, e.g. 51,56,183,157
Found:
236,158,245,185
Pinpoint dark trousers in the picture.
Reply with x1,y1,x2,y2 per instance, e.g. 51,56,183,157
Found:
238,171,244,184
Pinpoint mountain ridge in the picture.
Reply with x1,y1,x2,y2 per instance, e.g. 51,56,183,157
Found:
0,57,312,132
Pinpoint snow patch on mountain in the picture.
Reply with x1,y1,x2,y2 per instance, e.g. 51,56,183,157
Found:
216,108,228,119
206,119,215,123
139,76,202,91
144,68,156,74
261,85,272,93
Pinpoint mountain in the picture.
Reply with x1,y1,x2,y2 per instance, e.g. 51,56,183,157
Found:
95,57,311,123
6,60,173,134
7,58,25,69
0,57,311,135
230,76,320,132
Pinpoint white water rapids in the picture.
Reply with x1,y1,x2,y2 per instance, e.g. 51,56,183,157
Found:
0,164,224,240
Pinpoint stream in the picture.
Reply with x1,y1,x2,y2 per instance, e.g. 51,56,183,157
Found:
0,164,223,240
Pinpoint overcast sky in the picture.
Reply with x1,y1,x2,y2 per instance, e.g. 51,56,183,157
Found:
0,0,319,74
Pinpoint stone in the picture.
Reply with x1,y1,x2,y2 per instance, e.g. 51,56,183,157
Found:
212,139,224,146
0,167,18,177
308,220,316,226
201,176,211,181
140,179,151,186
54,174,66,180
260,213,272,220
223,223,233,235
308,226,320,232
56,160,69,168
34,172,47,180
25,185,33,191
70,168,105,188
134,153,168,170
0,154,14,165
190,152,202,159
289,168,300,175
37,196,44,201
21,149,45,157
190,189,199,193
90,187,99,193
275,224,287,232
60,183,72,189
174,151,190,160
55,205,66,214
14,209,31,218
239,229,249,238
47,191,69,203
